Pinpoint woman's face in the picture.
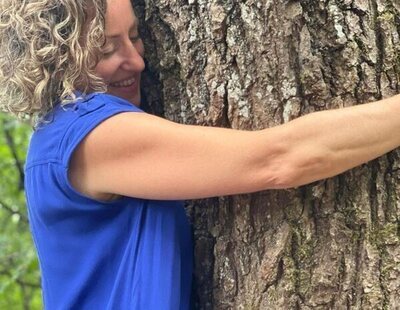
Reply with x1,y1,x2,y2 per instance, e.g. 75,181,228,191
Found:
94,0,145,106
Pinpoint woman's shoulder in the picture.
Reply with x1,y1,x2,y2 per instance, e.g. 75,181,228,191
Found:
26,92,143,168
36,92,141,130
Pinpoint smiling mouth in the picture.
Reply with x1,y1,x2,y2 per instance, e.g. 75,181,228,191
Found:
109,77,136,88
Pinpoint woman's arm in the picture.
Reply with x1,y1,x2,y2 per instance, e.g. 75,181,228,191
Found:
69,95,400,200
270,94,400,188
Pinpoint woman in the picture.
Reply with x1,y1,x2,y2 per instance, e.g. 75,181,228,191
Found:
1,0,400,309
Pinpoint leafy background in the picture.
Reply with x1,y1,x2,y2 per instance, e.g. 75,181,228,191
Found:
0,113,42,309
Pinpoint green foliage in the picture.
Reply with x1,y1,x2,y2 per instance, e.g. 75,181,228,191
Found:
0,113,42,309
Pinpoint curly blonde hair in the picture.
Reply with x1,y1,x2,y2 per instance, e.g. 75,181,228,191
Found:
0,0,108,124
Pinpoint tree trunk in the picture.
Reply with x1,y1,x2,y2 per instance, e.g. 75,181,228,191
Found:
135,0,400,308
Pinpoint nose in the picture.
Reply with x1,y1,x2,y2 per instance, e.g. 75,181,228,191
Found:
120,40,145,72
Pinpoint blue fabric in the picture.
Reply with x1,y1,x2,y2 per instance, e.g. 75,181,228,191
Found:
24,93,193,309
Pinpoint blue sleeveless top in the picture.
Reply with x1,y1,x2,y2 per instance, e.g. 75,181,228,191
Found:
24,93,193,309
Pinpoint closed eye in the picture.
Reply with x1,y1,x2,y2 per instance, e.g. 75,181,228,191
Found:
130,35,141,43
101,46,115,57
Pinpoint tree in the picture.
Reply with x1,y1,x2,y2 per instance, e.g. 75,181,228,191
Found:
136,0,400,308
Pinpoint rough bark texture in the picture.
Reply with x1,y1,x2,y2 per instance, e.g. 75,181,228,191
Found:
135,0,400,309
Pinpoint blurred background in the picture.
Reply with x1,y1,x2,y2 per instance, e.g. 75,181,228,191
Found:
0,113,42,309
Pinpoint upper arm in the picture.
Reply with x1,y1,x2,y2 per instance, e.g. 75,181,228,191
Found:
69,112,287,200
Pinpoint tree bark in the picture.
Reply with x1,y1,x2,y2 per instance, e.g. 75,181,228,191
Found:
135,0,400,308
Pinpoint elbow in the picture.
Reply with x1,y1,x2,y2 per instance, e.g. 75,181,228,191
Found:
266,152,331,189
254,127,333,190
268,166,298,189
259,162,297,190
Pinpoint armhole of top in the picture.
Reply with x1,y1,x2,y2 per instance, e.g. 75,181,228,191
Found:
59,100,144,206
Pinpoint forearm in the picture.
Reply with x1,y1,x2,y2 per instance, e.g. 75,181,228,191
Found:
269,95,400,188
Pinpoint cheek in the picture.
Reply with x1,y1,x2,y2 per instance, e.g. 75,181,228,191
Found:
94,60,118,82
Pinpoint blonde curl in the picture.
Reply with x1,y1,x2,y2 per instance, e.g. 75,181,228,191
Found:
0,0,108,125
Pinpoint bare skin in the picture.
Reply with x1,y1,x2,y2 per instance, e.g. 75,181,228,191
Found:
69,0,400,201
69,94,400,201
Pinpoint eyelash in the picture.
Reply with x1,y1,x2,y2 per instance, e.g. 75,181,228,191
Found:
102,35,142,57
